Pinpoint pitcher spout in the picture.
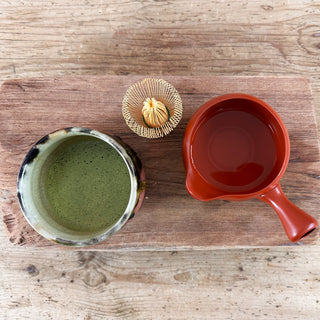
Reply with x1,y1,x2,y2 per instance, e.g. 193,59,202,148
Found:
186,169,223,201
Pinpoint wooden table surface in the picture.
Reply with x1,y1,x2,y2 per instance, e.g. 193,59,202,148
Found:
1,1,320,319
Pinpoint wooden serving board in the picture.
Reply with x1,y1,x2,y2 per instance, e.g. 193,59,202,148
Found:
1,76,320,249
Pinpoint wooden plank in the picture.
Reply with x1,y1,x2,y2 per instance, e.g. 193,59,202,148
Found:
0,75,319,248
1,246,320,320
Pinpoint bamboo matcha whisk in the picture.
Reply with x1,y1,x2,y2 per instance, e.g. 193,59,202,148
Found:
122,78,183,138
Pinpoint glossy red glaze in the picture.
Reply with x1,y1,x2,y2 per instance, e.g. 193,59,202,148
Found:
183,93,318,242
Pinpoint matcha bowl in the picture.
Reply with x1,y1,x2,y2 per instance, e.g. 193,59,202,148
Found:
17,127,145,247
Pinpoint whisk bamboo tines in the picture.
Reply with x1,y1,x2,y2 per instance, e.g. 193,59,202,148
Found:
122,78,183,138
142,97,169,128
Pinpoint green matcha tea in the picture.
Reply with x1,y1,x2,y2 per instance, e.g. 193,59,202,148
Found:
39,135,131,233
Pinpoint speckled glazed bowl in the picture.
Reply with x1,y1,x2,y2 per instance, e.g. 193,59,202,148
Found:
17,127,145,247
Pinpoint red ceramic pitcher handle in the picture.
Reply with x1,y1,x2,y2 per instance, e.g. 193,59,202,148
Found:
258,184,318,242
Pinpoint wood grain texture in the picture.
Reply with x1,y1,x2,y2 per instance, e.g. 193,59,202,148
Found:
0,75,319,248
1,246,320,320
1,0,320,319
1,0,320,103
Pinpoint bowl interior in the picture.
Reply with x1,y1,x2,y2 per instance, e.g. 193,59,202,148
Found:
190,98,288,195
